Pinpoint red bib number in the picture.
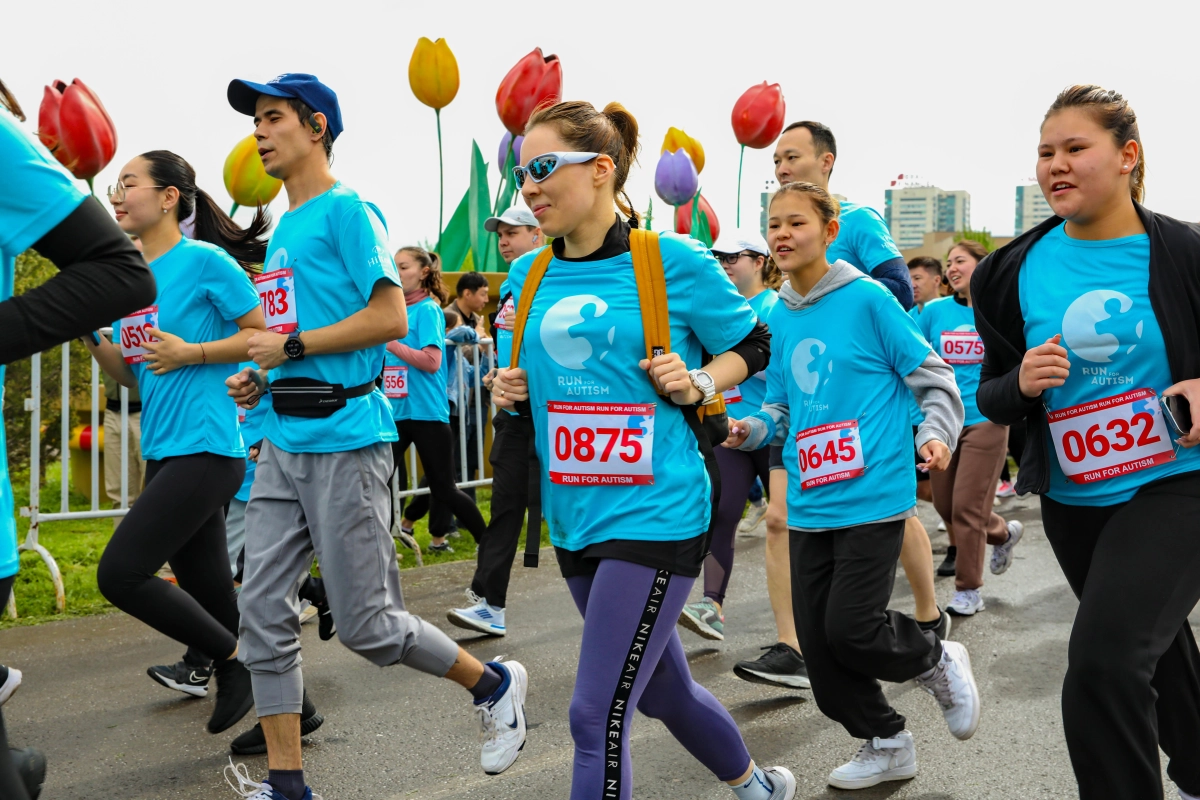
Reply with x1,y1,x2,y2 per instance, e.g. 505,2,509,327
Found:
119,305,159,364
795,420,866,490
547,401,654,486
1047,388,1175,484
494,296,515,332
723,384,743,404
940,330,984,365
255,268,298,333
383,365,409,399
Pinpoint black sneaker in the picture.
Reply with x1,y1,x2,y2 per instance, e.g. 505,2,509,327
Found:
299,577,337,642
229,691,325,755
428,542,454,554
918,608,952,642
148,660,211,698
10,746,46,799
936,546,957,577
208,658,255,734
733,643,810,689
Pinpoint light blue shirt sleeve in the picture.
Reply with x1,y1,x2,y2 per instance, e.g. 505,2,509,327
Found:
849,206,902,272
337,201,401,303
662,233,757,355
202,250,261,322
873,287,934,378
0,113,87,258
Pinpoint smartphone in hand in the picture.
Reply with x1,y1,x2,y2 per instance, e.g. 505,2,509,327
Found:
1161,395,1193,438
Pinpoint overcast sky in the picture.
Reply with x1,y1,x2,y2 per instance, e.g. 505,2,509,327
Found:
7,0,1198,246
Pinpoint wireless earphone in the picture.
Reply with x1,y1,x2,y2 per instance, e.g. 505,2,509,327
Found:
308,114,323,135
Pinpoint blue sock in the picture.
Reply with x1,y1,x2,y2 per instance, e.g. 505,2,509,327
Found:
469,662,507,703
730,764,775,800
268,768,306,800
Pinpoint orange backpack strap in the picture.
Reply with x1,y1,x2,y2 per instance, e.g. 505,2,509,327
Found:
629,229,672,396
509,247,555,371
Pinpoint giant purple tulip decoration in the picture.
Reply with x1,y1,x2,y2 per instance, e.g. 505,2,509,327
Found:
654,149,699,208
498,132,523,175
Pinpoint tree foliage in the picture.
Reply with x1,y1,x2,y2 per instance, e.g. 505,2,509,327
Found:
955,227,995,253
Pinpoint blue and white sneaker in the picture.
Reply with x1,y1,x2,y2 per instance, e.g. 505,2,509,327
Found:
990,520,1024,575
448,600,506,637
477,659,528,775
224,760,322,800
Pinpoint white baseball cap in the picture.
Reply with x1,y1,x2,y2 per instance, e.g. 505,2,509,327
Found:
711,229,770,258
485,205,540,232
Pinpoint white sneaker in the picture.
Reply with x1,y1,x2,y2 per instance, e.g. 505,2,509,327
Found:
946,589,984,616
827,731,917,790
990,520,1024,575
465,588,483,605
937,520,947,532
762,765,797,798
478,659,528,774
1178,789,1200,800
916,640,980,740
738,498,769,532
448,600,507,637
298,599,317,625
0,666,22,706
225,759,323,799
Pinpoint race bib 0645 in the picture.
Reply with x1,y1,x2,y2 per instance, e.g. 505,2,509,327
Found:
1047,388,1175,484
795,419,865,490
255,268,298,333
547,401,654,486
119,306,159,364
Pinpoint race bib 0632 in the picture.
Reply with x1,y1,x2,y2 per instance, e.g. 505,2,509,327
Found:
255,268,298,333
119,306,159,364
939,330,984,365
795,419,865,490
547,401,654,486
1047,388,1175,484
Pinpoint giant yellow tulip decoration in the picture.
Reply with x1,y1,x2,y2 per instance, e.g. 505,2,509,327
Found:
409,37,460,237
661,127,705,174
223,134,282,216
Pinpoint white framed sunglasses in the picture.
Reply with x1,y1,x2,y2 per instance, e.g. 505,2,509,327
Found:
513,151,599,188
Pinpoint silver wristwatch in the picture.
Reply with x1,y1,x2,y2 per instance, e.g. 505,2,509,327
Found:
688,369,717,405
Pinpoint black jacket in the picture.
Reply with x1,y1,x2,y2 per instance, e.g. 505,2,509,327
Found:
971,204,1200,496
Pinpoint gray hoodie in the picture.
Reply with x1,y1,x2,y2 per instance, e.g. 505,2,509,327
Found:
737,260,965,531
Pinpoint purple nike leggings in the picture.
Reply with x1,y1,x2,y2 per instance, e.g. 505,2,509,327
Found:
565,559,752,799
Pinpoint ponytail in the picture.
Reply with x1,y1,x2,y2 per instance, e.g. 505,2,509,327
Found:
141,150,270,272
0,78,25,121
526,100,641,226
397,246,449,305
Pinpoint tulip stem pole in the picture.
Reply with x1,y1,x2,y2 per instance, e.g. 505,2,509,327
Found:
86,178,95,196
736,144,745,227
436,108,445,238
229,203,240,217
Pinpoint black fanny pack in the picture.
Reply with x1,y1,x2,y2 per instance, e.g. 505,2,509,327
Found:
269,377,379,419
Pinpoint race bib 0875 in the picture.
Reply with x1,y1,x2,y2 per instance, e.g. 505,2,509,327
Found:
547,401,654,486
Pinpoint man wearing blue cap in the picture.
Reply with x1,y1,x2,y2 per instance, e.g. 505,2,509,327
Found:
223,74,529,800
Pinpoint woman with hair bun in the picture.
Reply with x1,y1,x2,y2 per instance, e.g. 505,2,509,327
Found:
491,100,794,800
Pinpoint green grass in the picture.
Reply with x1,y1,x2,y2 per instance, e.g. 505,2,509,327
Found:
2,462,550,629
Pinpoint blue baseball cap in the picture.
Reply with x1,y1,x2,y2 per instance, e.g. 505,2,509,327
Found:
227,73,344,141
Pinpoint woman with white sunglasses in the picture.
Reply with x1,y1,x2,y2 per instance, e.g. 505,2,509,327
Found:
491,101,794,800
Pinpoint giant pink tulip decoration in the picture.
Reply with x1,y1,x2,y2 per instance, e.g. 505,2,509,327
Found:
730,82,785,225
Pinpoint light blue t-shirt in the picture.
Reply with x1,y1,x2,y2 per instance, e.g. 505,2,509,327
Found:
125,238,259,461
259,182,401,454
1020,223,1199,505
725,289,777,413
509,232,756,551
827,202,902,274
387,296,448,423
756,271,933,529
494,279,515,368
235,364,270,502
0,113,87,579
907,304,926,426
916,295,985,428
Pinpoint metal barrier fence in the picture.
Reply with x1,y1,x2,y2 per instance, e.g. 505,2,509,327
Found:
9,334,496,614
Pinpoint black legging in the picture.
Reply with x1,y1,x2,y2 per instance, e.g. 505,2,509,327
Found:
999,419,1027,483
392,419,486,540
0,576,31,800
96,453,244,661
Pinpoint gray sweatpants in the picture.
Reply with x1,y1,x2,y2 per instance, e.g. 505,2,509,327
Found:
238,440,460,716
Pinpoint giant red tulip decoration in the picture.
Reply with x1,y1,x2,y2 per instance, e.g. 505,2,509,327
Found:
675,193,720,246
38,78,118,192
496,48,562,136
730,82,785,225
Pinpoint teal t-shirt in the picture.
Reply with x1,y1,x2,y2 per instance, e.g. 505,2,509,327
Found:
259,183,401,453
828,202,902,274
724,288,777,413
124,238,259,461
1020,223,1199,505
508,233,756,551
758,271,933,529
235,366,270,502
916,295,984,428
0,112,87,579
387,296,448,423
907,304,926,426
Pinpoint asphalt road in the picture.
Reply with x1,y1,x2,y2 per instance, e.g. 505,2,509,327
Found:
2,496,1194,799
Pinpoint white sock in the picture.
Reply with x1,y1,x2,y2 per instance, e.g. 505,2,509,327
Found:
730,764,774,800
1179,789,1200,800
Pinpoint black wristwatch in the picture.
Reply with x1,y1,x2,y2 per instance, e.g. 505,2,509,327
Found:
284,330,306,361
